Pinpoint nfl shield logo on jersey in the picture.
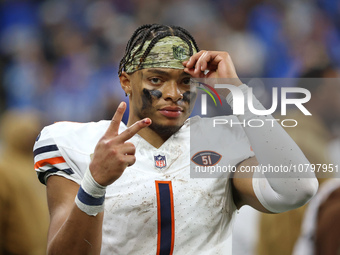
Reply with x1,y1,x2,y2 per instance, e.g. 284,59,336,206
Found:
154,155,166,169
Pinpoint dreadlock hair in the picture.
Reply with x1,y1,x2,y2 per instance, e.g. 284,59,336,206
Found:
118,24,200,76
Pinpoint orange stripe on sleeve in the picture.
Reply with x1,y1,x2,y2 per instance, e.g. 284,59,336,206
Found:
34,156,66,170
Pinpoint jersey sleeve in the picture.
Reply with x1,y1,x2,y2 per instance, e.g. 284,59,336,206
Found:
201,115,255,164
33,125,82,185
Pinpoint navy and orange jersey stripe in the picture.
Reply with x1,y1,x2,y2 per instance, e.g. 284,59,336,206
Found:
33,143,74,184
155,181,175,255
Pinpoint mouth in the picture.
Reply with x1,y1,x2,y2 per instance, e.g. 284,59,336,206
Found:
158,106,184,118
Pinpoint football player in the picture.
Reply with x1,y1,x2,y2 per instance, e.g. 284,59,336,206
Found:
34,24,318,255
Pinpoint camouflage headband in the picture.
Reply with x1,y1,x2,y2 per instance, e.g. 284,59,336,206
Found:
124,36,197,73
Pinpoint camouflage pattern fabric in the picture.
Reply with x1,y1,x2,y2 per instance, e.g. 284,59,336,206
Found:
124,36,197,73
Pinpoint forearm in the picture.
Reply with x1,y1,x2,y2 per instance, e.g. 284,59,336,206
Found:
227,84,318,213
47,206,103,255
46,171,106,255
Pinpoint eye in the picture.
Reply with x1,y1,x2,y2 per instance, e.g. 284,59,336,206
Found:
182,78,191,85
149,77,162,85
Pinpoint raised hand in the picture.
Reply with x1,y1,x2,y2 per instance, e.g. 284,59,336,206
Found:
183,50,242,86
89,102,151,186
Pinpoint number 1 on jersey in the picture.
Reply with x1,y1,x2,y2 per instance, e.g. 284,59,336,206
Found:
155,181,175,255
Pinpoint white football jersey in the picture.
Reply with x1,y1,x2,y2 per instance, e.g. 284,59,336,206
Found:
34,116,254,255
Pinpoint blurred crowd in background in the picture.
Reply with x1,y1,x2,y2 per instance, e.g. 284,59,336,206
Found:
1,0,340,124
1,0,340,254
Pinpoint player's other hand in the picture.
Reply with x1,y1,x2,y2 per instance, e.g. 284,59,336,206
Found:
89,102,151,186
183,50,242,86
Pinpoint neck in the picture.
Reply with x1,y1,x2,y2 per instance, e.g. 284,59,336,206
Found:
127,118,171,148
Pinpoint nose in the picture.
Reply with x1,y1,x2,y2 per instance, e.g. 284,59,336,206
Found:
163,81,183,102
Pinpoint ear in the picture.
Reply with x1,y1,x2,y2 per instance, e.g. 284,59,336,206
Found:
119,71,132,95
